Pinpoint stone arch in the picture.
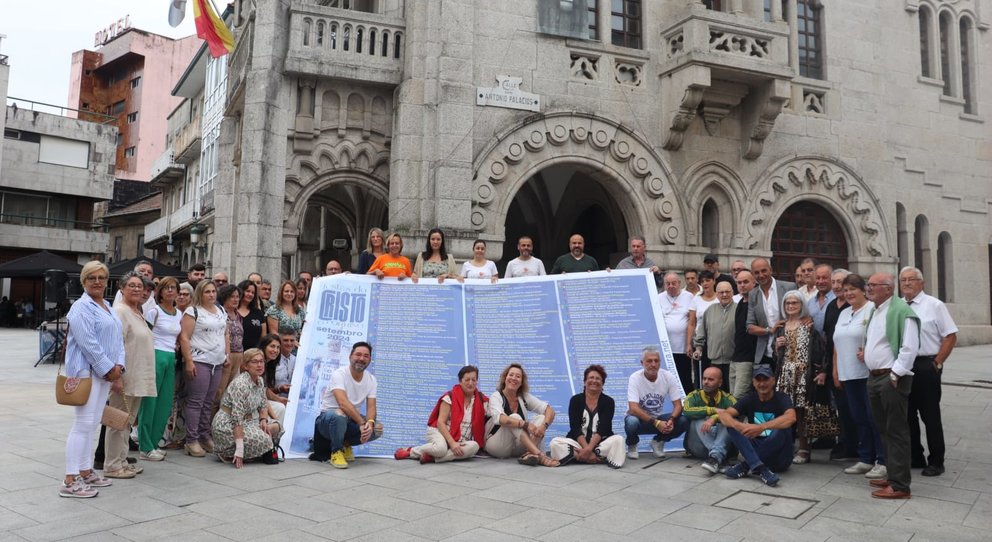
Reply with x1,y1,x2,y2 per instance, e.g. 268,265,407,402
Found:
682,161,748,249
283,139,390,253
472,112,684,246
744,156,890,258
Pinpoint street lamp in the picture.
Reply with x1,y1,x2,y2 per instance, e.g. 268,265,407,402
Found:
167,235,175,254
190,223,204,246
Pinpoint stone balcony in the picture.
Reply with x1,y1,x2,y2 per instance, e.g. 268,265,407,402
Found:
226,18,251,113
0,214,108,255
284,4,405,85
173,118,202,165
143,199,197,245
658,7,793,159
149,148,185,189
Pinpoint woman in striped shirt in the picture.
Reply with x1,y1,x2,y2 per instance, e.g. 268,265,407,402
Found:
61,261,126,499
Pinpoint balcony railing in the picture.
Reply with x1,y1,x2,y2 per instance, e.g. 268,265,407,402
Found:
285,4,405,85
200,189,215,217
173,117,202,164
144,215,168,243
144,199,197,245
149,148,185,186
0,213,108,232
659,9,791,79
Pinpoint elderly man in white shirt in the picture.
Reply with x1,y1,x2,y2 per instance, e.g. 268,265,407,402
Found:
899,266,957,477
863,272,919,500
660,272,695,393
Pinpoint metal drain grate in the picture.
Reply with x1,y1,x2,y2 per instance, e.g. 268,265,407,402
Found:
715,490,818,519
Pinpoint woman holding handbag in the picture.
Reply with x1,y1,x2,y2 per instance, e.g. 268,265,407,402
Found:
104,273,157,479
61,261,125,498
138,277,183,462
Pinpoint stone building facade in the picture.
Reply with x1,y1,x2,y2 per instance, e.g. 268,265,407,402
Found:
214,0,991,343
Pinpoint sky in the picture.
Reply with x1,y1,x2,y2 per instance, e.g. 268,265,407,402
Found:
2,1,198,109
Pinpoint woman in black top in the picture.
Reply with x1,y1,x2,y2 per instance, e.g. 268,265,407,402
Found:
237,280,267,350
549,365,626,468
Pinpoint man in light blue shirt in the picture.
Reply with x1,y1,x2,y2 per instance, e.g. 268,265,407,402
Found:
807,264,835,333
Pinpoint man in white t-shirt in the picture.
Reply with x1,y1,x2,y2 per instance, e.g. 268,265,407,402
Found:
313,342,383,468
624,346,688,459
504,236,547,278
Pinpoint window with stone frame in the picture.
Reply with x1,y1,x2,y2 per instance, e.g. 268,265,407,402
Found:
797,0,824,79
703,0,723,11
611,0,642,49
918,6,933,78
939,11,952,96
960,17,975,114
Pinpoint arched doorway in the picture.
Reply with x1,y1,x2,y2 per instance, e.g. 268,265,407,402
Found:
295,181,388,275
500,165,629,272
771,201,849,281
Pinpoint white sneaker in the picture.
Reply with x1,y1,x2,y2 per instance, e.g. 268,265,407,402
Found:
626,444,639,460
844,461,873,474
865,464,888,479
649,440,666,459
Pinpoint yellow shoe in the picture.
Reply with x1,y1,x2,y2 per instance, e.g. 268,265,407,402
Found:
330,450,348,469
343,445,355,462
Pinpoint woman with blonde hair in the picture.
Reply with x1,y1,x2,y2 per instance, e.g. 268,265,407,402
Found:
356,227,385,275
178,279,230,457
266,280,306,336
485,363,558,466
212,348,282,468
60,261,124,498
368,233,413,279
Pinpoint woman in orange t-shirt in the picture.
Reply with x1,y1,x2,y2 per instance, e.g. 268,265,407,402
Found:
367,233,413,279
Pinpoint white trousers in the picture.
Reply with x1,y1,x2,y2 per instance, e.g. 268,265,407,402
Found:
484,413,546,458
549,434,626,469
411,427,479,463
65,377,111,475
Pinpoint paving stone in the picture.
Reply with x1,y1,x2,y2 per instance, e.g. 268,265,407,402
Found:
442,527,532,542
396,510,491,540
434,494,528,520
715,489,818,518
629,519,741,540
486,508,580,538
819,497,905,526
12,509,131,542
303,510,401,541
348,494,443,521
660,503,746,532
571,503,679,535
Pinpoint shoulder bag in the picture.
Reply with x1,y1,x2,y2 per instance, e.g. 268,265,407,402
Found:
55,323,93,406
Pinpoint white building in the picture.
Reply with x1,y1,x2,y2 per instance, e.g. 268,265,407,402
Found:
208,0,989,342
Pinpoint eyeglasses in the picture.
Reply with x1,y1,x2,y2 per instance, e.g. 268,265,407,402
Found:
866,283,891,289
85,275,108,283
899,278,922,283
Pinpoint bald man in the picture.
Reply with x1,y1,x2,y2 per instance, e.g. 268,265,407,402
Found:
550,234,598,274
683,367,736,474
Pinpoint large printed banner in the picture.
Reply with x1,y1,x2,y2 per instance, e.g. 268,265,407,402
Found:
281,269,683,458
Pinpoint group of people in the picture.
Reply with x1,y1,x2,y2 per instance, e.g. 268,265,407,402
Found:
58,229,956,503
658,249,956,499
60,261,302,498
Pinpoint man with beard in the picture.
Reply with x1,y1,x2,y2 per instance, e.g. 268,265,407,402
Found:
505,236,547,277
550,234,598,274
313,342,384,469
684,367,736,474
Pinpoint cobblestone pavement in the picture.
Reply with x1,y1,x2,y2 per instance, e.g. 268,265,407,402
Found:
1,328,989,541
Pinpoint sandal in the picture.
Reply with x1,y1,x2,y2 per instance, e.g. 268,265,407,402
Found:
517,453,540,466
793,450,811,464
538,454,560,468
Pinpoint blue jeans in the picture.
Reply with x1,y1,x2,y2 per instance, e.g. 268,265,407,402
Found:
845,378,885,464
727,426,793,473
624,414,689,446
314,412,381,453
685,418,732,461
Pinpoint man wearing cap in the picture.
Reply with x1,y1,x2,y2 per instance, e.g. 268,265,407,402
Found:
718,365,796,487
703,254,737,294
863,272,919,499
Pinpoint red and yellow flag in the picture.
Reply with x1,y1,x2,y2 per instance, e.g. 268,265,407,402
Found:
194,0,234,57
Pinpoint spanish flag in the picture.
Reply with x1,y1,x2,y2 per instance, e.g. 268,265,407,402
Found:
194,0,234,57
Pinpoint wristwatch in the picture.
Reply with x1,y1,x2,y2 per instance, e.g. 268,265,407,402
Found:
889,373,899,382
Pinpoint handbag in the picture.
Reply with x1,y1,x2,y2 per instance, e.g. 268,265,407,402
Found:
55,323,93,406
804,384,840,439
101,393,132,431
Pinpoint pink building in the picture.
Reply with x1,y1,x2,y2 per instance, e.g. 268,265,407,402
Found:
67,28,199,182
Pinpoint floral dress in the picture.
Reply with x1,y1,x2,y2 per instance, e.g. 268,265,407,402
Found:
420,260,449,279
211,372,273,459
265,304,306,335
776,326,811,409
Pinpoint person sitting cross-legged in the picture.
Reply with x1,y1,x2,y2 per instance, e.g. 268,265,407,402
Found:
683,367,736,475
717,365,797,487
624,346,689,459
